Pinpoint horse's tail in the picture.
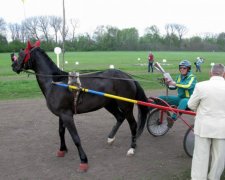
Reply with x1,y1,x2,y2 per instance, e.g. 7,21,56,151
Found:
135,81,151,138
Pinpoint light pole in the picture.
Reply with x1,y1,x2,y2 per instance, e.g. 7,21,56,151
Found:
62,0,66,70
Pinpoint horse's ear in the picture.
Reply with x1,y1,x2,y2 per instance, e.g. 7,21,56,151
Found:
34,40,41,47
27,41,32,50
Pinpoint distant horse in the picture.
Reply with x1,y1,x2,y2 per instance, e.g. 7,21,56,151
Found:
11,41,150,172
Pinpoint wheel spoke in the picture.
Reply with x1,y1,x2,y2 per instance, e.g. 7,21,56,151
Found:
147,109,169,136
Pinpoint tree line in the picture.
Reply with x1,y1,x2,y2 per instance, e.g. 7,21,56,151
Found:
0,16,225,52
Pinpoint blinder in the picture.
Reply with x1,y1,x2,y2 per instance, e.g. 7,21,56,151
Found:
18,50,28,66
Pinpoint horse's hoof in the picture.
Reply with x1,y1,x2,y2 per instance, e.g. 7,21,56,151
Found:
107,137,116,145
126,148,135,156
56,150,65,157
78,163,88,172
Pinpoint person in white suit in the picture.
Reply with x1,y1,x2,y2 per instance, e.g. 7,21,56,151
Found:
188,63,225,180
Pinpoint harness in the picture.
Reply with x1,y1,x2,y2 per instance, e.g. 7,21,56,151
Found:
68,72,82,114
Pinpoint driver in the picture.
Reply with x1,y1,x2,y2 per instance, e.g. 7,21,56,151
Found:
159,60,197,127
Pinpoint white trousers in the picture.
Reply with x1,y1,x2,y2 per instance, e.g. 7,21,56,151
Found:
191,135,225,180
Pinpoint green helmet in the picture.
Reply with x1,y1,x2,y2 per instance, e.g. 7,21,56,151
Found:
179,60,191,70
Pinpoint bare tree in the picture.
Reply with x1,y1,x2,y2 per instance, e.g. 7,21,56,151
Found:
8,23,21,41
21,22,29,43
37,16,50,42
165,24,176,35
164,23,181,49
174,24,188,41
49,16,62,43
144,25,160,35
59,25,69,41
0,18,6,35
70,18,79,41
93,25,107,41
165,24,175,48
23,17,39,40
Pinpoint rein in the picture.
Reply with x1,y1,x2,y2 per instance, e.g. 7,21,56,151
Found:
19,41,158,84
22,69,156,84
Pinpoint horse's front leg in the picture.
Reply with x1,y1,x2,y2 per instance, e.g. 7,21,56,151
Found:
60,111,88,172
56,117,68,157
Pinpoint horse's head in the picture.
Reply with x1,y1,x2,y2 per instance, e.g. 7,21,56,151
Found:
11,40,40,74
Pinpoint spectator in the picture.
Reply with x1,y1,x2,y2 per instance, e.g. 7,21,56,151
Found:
148,51,154,73
188,64,225,180
159,60,197,128
194,57,204,72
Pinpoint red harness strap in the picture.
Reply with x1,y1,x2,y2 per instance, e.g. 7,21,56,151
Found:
23,40,41,63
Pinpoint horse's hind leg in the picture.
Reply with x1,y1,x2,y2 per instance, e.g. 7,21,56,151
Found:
106,103,137,156
105,103,125,144
60,111,88,172
56,117,68,157
125,112,137,156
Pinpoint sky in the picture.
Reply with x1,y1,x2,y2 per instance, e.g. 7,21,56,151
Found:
1,0,225,37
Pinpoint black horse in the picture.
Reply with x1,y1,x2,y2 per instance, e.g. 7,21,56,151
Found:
11,41,150,171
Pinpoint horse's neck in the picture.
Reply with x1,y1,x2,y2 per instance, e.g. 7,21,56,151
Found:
34,54,59,75
33,51,64,96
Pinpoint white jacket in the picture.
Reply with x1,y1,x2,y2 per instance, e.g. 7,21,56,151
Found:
188,76,225,138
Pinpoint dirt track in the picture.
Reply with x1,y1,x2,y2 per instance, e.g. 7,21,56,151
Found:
0,94,194,180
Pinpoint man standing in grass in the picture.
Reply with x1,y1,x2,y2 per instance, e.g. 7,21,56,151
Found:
194,57,204,72
148,51,154,73
188,64,225,180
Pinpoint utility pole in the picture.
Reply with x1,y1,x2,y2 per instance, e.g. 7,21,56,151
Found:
62,0,65,70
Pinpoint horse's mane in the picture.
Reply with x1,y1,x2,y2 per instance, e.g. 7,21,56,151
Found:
36,48,68,82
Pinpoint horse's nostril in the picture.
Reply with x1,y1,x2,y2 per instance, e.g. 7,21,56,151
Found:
13,55,18,61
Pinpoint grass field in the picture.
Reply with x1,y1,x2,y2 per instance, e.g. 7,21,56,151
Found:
1,51,225,100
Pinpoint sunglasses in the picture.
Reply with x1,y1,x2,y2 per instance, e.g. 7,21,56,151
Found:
179,67,187,70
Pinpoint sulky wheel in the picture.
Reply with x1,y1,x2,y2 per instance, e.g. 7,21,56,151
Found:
146,108,171,137
183,125,195,158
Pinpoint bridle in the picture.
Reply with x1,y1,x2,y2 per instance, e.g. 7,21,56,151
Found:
13,40,41,70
